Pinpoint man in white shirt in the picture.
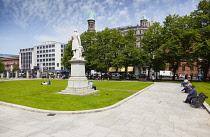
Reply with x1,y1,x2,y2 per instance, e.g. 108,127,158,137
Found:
89,81,96,90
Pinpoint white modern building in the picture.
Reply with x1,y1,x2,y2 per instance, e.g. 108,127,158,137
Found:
19,41,66,73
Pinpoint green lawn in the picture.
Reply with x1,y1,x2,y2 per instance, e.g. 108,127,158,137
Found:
0,80,152,111
191,82,210,105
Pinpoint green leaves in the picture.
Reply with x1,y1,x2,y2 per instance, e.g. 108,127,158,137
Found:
0,60,6,73
190,0,210,81
61,41,73,71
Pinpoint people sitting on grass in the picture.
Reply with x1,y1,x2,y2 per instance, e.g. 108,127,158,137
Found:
181,79,188,87
89,81,96,90
41,81,51,85
181,81,192,93
183,86,197,104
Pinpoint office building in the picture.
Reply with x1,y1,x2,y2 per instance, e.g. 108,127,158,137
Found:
19,41,66,73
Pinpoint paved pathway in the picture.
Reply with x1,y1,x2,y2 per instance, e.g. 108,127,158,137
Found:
0,82,210,137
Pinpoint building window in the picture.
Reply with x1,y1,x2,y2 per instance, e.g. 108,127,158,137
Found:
37,55,39,58
182,66,185,71
52,54,55,57
37,47,39,49
46,50,48,53
52,49,55,52
190,66,194,71
40,55,42,57
46,59,48,61
43,46,45,49
37,51,39,54
52,58,55,61
57,63,59,67
49,45,51,48
52,45,55,48
40,46,42,49
61,45,63,48
46,45,48,48
61,49,63,52
37,59,39,62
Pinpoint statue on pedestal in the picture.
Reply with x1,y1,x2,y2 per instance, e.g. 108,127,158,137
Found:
70,29,84,59
58,29,99,96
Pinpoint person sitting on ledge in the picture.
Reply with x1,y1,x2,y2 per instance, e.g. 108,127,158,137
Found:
89,81,96,90
41,81,51,85
181,79,188,87
183,86,197,104
181,81,192,93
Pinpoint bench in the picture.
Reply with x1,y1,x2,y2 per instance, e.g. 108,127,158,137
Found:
191,93,208,108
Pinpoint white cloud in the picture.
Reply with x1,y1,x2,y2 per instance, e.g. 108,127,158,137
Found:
118,7,128,16
33,34,69,44
1,0,202,45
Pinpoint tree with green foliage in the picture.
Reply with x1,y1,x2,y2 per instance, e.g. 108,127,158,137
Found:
112,30,137,78
141,22,166,79
61,41,73,71
190,0,210,81
85,28,123,73
13,64,20,72
0,60,6,73
159,14,195,80
80,31,97,72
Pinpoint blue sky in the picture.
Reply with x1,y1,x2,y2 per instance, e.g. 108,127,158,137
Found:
0,0,201,55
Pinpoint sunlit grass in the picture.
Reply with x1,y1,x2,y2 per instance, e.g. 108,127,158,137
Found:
0,80,152,111
191,82,210,105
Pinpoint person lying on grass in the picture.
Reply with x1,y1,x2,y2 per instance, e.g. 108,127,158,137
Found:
41,81,51,85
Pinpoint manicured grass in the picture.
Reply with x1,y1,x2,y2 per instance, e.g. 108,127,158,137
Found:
0,80,152,111
191,82,210,105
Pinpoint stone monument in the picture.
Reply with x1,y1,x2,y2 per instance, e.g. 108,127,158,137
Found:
58,29,99,96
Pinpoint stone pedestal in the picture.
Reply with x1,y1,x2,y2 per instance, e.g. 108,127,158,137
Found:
58,59,99,96
37,71,40,78
6,71,9,78
15,71,18,78
26,71,30,79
